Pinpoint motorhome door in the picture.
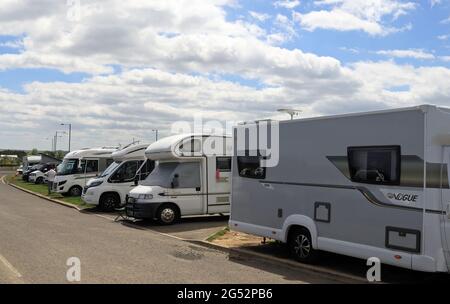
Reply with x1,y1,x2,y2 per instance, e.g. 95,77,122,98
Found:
441,146,450,268
206,156,231,214
167,162,203,215
81,158,100,186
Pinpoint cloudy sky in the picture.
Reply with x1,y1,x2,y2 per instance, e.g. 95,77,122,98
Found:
0,0,450,150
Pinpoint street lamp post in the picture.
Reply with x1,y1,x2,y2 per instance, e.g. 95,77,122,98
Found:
61,123,72,152
54,131,66,152
152,129,159,142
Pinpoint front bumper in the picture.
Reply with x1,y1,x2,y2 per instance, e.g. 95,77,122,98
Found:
52,181,67,193
125,199,162,219
81,187,100,205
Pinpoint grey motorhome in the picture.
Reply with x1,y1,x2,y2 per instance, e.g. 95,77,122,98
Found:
230,105,450,273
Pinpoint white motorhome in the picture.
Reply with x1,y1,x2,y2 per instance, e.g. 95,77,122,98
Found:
52,147,117,196
230,105,450,273
126,134,232,225
81,143,155,210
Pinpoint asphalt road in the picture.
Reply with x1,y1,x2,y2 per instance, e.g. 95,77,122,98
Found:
0,174,349,284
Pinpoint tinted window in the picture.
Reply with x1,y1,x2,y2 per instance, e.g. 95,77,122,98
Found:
85,160,99,173
348,146,400,185
110,161,139,183
237,156,265,179
137,160,155,180
58,159,78,175
216,157,231,172
106,158,114,167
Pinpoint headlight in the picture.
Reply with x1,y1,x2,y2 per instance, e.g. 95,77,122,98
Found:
138,194,153,200
89,180,103,188
59,180,67,186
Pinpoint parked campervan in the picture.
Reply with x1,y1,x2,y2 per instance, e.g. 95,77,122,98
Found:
230,105,450,273
81,143,155,210
126,134,232,225
52,147,117,196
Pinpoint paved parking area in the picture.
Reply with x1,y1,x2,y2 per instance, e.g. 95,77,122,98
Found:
81,208,228,241
0,177,348,283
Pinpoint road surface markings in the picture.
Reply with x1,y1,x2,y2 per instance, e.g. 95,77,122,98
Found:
0,254,23,279
0,176,6,184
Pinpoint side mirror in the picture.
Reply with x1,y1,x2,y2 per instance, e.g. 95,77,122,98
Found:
171,174,179,189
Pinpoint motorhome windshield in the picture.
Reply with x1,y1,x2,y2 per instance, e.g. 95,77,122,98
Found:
99,161,122,178
57,158,79,175
141,162,200,189
141,162,178,188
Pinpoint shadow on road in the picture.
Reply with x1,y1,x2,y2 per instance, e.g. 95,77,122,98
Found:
232,242,450,283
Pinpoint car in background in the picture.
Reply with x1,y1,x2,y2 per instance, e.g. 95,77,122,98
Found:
30,163,58,184
26,163,57,183
22,164,40,182
16,165,23,175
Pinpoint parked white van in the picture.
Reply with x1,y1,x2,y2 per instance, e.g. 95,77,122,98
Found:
53,147,117,196
126,134,232,225
82,143,155,210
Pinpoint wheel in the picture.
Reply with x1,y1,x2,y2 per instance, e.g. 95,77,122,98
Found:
288,228,318,263
156,204,179,225
68,186,82,197
99,193,120,211
36,177,44,184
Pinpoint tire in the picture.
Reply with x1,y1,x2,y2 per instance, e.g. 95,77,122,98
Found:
99,193,120,211
36,177,44,184
288,227,318,264
156,204,179,225
68,186,82,197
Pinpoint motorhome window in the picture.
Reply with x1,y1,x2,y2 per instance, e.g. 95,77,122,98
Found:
105,158,115,168
110,161,139,183
141,162,200,188
216,157,231,172
173,162,201,188
137,160,155,180
85,160,99,173
141,162,179,188
99,161,122,178
237,156,266,179
57,159,79,175
348,146,400,185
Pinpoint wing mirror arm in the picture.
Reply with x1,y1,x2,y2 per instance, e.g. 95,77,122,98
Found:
171,174,179,189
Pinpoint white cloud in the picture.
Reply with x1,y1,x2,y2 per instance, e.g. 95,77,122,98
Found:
249,11,271,22
294,0,416,36
376,49,436,60
274,1,301,9
339,47,360,54
1,0,450,150
442,16,450,24
431,0,442,7
441,56,450,62
438,34,450,40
